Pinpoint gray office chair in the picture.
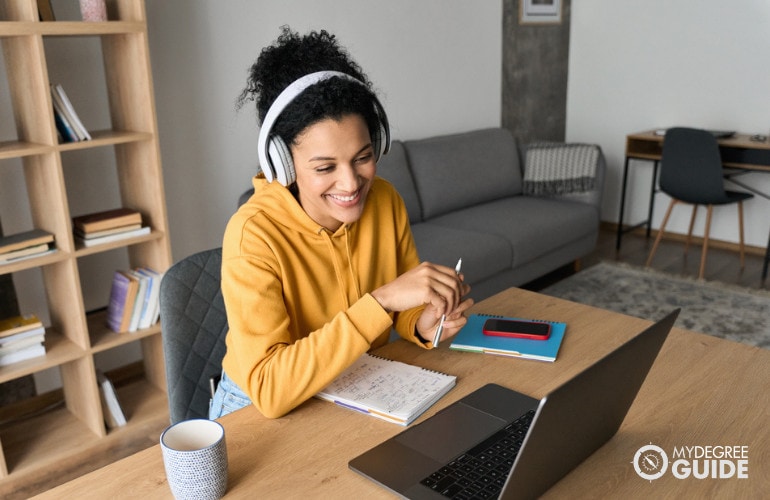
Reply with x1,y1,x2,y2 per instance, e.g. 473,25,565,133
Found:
160,248,229,423
646,127,753,279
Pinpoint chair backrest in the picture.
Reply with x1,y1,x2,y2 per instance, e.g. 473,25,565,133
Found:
160,248,229,423
659,127,729,204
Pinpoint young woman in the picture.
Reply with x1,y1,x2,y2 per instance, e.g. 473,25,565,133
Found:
210,27,472,420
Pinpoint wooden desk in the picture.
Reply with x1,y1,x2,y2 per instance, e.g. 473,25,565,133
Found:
34,288,770,498
616,129,770,278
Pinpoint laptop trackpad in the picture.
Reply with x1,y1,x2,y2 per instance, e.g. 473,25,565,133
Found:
395,402,506,463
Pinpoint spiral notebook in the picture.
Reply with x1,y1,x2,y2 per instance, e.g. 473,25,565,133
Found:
316,353,456,426
450,314,566,362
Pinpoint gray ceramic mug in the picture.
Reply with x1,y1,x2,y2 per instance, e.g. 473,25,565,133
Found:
160,419,228,499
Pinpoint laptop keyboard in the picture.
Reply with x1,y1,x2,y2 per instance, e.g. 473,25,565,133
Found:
419,409,535,499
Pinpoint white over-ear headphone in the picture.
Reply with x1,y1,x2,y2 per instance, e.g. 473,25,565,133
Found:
257,70,391,186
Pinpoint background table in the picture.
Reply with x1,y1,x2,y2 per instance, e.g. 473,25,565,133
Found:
35,288,770,498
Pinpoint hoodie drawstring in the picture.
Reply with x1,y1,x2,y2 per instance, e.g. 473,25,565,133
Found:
320,227,361,309
344,226,362,300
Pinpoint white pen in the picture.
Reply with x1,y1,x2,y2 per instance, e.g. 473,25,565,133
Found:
432,258,463,348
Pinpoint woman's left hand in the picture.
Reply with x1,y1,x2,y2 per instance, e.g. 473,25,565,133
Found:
416,296,474,344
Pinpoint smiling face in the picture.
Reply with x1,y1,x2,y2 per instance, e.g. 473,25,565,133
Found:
290,114,377,231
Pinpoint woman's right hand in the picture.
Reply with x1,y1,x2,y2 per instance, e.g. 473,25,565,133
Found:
370,261,470,315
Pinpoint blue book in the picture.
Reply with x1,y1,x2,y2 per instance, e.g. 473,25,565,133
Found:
450,313,566,362
52,106,78,143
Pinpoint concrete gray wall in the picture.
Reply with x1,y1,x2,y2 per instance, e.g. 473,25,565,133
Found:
502,0,571,145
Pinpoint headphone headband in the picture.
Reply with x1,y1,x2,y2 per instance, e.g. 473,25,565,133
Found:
257,70,390,185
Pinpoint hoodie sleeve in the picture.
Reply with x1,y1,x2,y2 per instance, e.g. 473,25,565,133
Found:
390,207,429,347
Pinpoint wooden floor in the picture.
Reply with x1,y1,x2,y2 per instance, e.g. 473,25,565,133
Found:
527,224,769,292
16,226,770,497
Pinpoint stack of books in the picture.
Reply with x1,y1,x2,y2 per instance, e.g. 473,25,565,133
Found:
0,229,55,265
73,208,149,247
105,267,163,333
51,83,91,143
0,314,46,366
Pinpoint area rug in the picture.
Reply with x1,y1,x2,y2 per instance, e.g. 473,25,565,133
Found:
540,261,770,349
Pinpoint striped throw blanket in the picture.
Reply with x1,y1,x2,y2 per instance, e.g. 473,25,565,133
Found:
523,143,600,196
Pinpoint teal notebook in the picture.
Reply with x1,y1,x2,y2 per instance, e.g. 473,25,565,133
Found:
450,313,566,362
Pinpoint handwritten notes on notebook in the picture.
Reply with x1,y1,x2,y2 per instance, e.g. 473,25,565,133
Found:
316,353,456,425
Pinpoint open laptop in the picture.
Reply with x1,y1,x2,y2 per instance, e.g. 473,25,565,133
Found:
349,309,680,499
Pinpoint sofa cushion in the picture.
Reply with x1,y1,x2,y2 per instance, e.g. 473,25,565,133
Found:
404,128,522,219
429,197,598,268
376,140,422,223
410,222,512,284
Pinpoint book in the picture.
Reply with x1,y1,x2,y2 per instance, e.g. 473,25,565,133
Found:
0,327,45,347
125,270,148,332
51,83,91,141
0,243,52,263
0,247,56,265
0,228,54,254
75,223,142,239
52,105,78,142
134,267,162,329
105,267,162,333
0,343,46,366
37,0,55,21
119,271,140,333
105,271,139,333
97,370,127,428
0,313,44,339
76,226,151,248
72,208,143,233
450,314,567,362
0,335,45,356
316,353,456,426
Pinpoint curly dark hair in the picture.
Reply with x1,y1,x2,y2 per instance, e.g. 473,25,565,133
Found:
237,26,382,148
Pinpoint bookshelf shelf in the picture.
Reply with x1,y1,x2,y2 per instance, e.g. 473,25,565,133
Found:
0,19,144,34
0,0,171,491
0,249,65,275
0,402,96,476
87,310,161,353
57,129,153,150
73,229,163,256
0,377,166,477
0,131,151,158
0,139,51,159
0,331,86,384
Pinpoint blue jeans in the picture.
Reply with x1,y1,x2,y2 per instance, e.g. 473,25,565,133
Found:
209,370,251,420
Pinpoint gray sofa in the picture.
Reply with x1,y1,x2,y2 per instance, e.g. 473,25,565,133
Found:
376,127,605,301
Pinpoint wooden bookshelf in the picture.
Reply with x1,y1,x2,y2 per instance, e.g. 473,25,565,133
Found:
0,0,170,492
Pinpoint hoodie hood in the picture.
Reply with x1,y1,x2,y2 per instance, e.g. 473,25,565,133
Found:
242,174,367,308
247,175,330,236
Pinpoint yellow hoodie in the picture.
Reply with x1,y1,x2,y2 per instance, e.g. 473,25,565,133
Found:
221,175,427,418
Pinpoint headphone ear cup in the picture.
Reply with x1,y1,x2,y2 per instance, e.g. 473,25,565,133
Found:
268,135,295,186
372,123,382,162
260,138,276,182
372,100,390,161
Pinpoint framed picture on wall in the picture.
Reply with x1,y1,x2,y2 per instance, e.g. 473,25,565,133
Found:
519,0,562,25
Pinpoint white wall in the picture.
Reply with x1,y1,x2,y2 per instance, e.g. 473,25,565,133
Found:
145,0,503,261
567,0,770,247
